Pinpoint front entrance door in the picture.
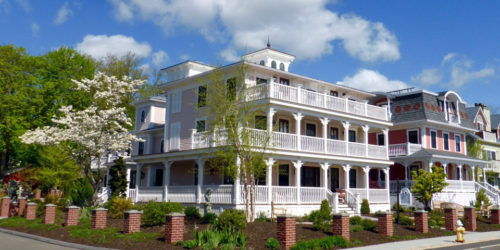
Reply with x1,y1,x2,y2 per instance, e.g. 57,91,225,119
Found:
330,168,340,191
278,164,290,186
301,167,320,187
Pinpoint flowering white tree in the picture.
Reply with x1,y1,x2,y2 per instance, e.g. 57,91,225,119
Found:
21,72,144,202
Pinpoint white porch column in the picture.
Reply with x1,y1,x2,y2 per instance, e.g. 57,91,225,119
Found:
483,167,487,183
147,135,153,154
293,160,303,204
125,167,131,198
321,117,329,153
320,163,329,196
403,163,409,186
163,161,171,202
363,166,370,201
342,164,351,191
428,161,434,173
443,163,448,180
233,156,241,204
383,129,389,159
163,94,170,153
383,168,390,204
267,108,276,132
196,159,205,204
135,164,142,203
265,158,275,204
472,166,476,181
293,113,303,150
106,168,111,188
342,121,351,155
458,164,463,181
362,125,370,157
146,167,152,187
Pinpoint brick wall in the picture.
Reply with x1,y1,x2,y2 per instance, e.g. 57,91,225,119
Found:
332,213,350,241
65,206,80,226
491,207,500,224
92,208,108,229
43,204,56,224
0,197,10,217
165,213,184,244
444,206,457,231
414,210,428,233
25,202,37,220
18,198,27,216
124,210,142,234
378,212,393,237
277,215,296,250
34,189,41,200
8,201,18,217
464,206,476,231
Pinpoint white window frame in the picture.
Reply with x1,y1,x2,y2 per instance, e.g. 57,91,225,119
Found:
430,129,438,149
171,91,182,113
195,118,207,132
407,129,420,144
276,116,291,133
376,133,385,146
443,132,450,151
455,134,462,152
197,85,207,107
170,122,181,151
305,121,318,137
330,126,340,140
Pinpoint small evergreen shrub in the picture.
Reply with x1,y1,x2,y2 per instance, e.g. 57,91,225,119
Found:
185,206,201,220
69,178,93,207
350,224,363,232
201,212,218,224
291,236,349,250
429,209,445,228
392,203,408,213
361,199,370,215
309,199,332,232
257,211,267,222
141,201,183,226
216,209,246,233
361,219,377,232
475,189,490,209
107,197,133,219
350,216,362,225
395,215,414,226
265,237,280,250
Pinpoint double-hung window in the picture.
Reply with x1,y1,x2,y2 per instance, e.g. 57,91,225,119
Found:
430,130,437,149
443,133,449,150
408,130,419,144
196,120,206,132
455,135,461,152
197,85,207,107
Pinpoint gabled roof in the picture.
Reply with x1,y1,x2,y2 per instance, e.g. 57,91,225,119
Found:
466,106,480,121
492,114,500,129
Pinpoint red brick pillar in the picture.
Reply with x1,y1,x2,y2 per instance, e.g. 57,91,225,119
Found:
18,198,27,216
9,201,18,217
444,204,457,231
65,206,80,226
34,189,42,200
277,215,296,250
464,206,476,232
164,213,184,244
378,212,393,237
0,197,10,217
414,210,428,233
43,204,56,224
91,208,108,229
124,210,142,234
491,206,500,224
332,212,350,241
25,202,37,220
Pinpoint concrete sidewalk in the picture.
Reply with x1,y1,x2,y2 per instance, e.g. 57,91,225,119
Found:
350,231,500,250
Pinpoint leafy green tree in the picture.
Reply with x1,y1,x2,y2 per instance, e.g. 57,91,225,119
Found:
108,157,129,197
411,166,449,210
35,145,81,194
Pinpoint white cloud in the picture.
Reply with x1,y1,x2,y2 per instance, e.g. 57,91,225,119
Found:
31,22,39,37
139,63,152,74
152,50,169,67
54,2,73,25
15,0,29,12
338,69,409,92
180,54,190,61
449,59,494,88
76,34,152,60
442,53,457,65
411,68,442,86
110,0,400,62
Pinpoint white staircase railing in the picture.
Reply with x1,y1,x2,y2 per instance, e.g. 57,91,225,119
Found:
475,182,500,205
345,189,360,214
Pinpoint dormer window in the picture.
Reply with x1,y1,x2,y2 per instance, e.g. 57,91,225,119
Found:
279,63,285,71
259,60,265,66
271,61,277,69
140,110,146,123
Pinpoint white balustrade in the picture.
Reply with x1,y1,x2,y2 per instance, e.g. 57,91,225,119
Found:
271,82,298,102
369,189,389,203
368,144,387,159
301,136,324,153
345,190,359,212
137,187,164,202
461,181,475,191
348,142,366,157
128,189,136,202
444,180,462,191
192,131,211,149
349,188,368,201
246,84,268,101
366,105,387,120
347,100,365,116
272,132,297,150
168,186,197,203
388,143,422,157
325,95,346,112
272,186,297,204
299,89,324,107
300,187,325,203
326,139,346,155
409,143,422,154
202,185,233,204
240,185,268,204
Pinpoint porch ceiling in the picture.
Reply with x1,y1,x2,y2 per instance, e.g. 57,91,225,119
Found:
392,148,489,166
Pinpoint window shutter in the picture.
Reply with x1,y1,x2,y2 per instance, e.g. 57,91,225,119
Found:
170,122,181,150
172,91,182,113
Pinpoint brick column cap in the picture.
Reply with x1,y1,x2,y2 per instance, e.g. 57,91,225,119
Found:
1,197,10,200
167,212,184,217
27,202,37,205
277,214,295,218
333,212,350,217
10,201,18,204
464,206,475,209
18,197,27,200
93,208,108,211
377,211,393,216
125,210,143,214
45,204,57,207
443,203,457,209
414,210,428,214
67,206,80,209
490,206,500,210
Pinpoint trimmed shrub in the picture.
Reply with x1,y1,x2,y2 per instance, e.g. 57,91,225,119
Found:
107,197,133,219
392,203,408,213
140,201,183,226
361,219,377,232
429,209,445,228
185,206,201,220
265,237,280,250
216,209,246,233
69,178,94,207
350,216,362,225
361,199,370,215
350,224,363,232
291,236,349,250
475,189,490,209
320,199,330,216
309,199,332,232
395,215,414,226
257,211,267,222
201,212,218,224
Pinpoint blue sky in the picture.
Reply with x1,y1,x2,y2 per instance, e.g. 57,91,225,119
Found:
1,0,499,111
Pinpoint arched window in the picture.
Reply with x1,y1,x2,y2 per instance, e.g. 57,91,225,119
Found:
140,110,146,122
271,61,277,69
279,63,285,71
259,60,265,66
160,140,164,153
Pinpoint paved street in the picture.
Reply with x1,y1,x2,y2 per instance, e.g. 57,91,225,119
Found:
0,231,78,250
433,239,500,250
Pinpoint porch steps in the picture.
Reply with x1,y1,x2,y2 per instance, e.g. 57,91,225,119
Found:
334,204,357,216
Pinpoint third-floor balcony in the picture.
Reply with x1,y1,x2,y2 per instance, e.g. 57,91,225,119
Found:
246,82,389,121
388,143,422,157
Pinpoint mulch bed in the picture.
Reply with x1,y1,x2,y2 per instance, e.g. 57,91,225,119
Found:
0,215,499,249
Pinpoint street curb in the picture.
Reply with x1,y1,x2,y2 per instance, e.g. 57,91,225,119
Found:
0,227,116,250
421,236,500,249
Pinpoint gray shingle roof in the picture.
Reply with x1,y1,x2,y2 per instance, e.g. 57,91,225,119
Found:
466,106,480,121
491,114,500,130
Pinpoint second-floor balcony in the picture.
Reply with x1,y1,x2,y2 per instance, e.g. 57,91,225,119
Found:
246,82,389,121
192,128,388,160
388,143,422,157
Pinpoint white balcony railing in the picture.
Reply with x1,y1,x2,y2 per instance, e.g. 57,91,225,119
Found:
388,143,422,157
300,187,326,203
369,189,389,203
192,129,388,160
247,83,389,121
